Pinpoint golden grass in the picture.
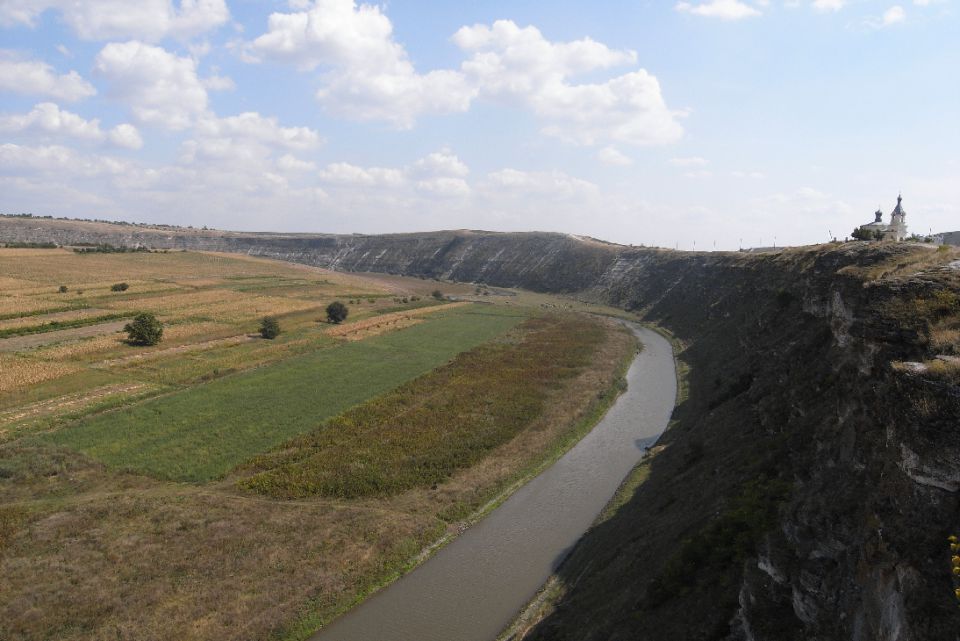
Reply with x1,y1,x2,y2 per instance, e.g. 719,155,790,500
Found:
0,354,81,394
0,308,111,332
325,302,467,341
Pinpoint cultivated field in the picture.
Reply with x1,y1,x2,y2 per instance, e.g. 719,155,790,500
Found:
0,248,637,641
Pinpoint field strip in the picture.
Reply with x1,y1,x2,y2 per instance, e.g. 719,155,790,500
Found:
0,382,151,428
326,302,470,341
0,320,129,352
92,333,256,368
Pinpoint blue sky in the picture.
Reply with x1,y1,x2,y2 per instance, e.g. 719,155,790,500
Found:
0,0,956,249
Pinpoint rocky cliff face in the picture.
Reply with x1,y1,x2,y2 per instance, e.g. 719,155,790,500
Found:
3,216,959,640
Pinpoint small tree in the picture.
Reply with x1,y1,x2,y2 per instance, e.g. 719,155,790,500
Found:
259,316,281,339
124,312,163,346
326,301,348,324
432,289,444,300
111,282,129,292
58,285,68,293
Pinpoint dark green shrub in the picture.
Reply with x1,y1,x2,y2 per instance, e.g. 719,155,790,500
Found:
110,282,129,292
259,316,280,339
326,301,348,324
432,289,444,300
58,285,68,293
124,313,163,346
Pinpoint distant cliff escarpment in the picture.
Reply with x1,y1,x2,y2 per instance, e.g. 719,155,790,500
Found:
3,216,960,641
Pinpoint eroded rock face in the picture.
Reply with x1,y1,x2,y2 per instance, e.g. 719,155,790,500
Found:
3,216,959,640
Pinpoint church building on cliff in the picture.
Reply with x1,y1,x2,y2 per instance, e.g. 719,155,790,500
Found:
855,194,908,241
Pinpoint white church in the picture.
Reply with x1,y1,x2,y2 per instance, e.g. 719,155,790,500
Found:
856,194,908,241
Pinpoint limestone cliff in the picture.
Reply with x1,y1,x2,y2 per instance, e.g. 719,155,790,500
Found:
3,215,959,640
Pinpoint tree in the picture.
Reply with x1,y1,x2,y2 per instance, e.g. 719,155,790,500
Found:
124,312,163,346
111,282,129,292
432,289,444,300
259,316,281,339
58,285,68,293
326,301,348,324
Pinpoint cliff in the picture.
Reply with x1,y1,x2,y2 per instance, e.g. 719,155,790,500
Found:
3,216,959,640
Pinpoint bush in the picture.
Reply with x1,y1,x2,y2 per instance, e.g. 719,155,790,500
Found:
110,282,129,292
326,301,348,324
432,289,444,300
124,313,163,346
259,316,280,339
58,285,68,293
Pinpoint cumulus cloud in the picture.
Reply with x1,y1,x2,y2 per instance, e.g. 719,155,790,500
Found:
0,0,229,41
0,143,130,176
675,0,762,20
454,20,683,146
317,150,470,197
484,168,598,199
0,102,143,149
94,41,208,130
246,0,475,128
0,53,96,102
245,8,682,145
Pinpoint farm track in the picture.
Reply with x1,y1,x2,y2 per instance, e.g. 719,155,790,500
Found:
326,302,469,341
0,382,152,434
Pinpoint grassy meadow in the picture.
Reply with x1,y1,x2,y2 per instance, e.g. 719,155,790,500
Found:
0,247,639,641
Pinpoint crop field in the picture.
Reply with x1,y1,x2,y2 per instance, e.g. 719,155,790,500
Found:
0,247,639,641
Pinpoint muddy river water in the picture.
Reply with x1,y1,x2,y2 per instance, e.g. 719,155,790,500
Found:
312,324,677,641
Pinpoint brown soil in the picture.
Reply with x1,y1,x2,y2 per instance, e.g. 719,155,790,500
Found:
325,302,470,341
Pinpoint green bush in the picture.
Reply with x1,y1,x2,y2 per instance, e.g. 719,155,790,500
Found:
58,285,68,293
124,313,163,346
110,282,129,292
259,316,281,339
432,289,444,300
326,301,348,324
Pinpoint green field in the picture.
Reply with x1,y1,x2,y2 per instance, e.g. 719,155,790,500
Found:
49,305,527,481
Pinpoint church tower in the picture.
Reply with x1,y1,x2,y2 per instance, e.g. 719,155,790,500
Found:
889,193,908,241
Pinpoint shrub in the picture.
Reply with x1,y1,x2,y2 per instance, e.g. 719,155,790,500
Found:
326,301,348,324
259,316,281,339
432,289,444,300
110,282,129,292
124,313,163,346
58,285,68,293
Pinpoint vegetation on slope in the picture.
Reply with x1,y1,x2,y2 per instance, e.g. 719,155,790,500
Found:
238,313,606,499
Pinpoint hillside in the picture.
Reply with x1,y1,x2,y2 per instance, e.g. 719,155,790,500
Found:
3,216,960,640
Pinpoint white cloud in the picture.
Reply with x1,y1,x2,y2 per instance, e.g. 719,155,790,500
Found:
246,0,476,128
455,20,683,146
675,0,762,20
411,150,469,179
882,5,906,25
669,156,709,167
201,74,235,91
812,0,845,12
0,0,229,41
193,112,321,151
0,53,96,102
107,123,144,149
318,162,406,187
484,168,598,199
596,146,633,166
0,102,143,149
0,143,129,177
277,154,317,173
94,41,208,130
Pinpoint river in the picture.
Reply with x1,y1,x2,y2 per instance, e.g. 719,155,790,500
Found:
312,324,677,641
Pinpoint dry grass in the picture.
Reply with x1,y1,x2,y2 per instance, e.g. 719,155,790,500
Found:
325,302,465,341
0,354,81,394
0,313,636,641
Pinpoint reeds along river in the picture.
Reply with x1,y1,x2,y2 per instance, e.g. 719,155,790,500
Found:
312,324,677,641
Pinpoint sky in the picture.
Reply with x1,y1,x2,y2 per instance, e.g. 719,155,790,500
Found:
0,0,957,250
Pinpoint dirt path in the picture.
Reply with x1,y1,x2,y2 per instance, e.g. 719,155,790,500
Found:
0,321,129,352
325,302,469,341
0,382,151,433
